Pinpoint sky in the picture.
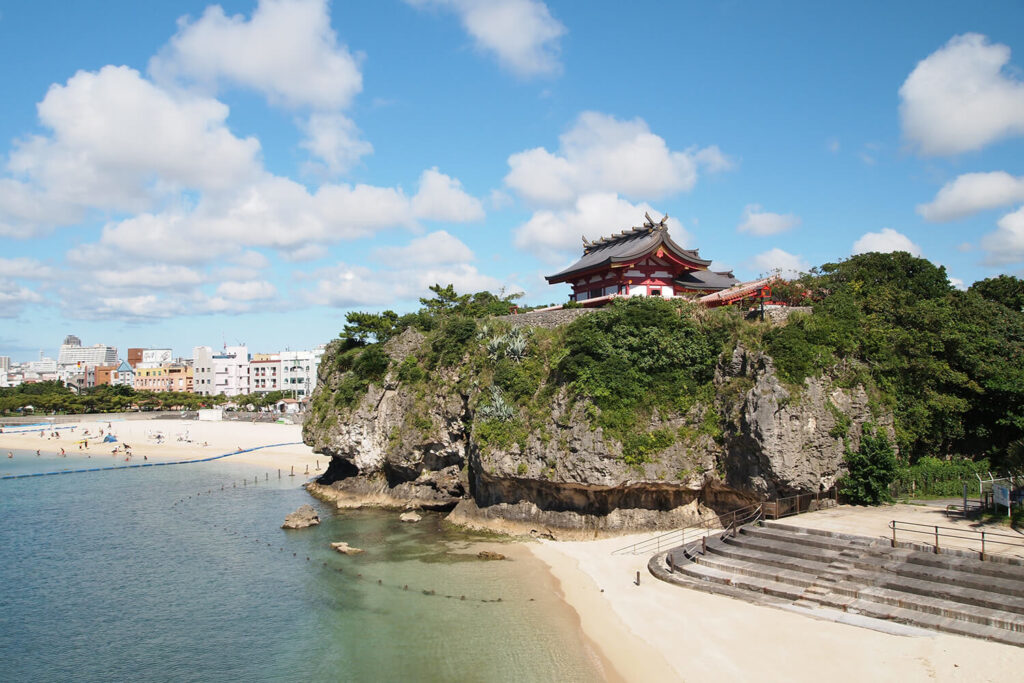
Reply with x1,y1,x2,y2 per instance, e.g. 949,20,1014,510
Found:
2,0,1024,362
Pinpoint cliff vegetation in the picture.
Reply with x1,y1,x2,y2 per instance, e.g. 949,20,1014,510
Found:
304,256,1024,535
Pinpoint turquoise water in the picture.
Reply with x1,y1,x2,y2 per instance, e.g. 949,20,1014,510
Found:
0,450,604,682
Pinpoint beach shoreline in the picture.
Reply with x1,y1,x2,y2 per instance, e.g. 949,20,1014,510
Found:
0,416,322,473
526,530,1024,682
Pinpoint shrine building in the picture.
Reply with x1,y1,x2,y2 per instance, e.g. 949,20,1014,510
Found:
546,213,749,306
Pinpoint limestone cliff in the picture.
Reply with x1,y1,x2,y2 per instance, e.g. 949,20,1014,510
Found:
304,318,892,538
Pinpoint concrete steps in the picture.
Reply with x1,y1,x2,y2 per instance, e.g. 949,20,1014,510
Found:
660,522,1024,646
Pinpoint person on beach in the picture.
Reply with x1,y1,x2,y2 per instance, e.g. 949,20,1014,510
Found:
60,448,65,456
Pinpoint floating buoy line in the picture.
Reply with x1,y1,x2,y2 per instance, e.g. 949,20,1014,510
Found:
169,471,524,606
0,442,302,479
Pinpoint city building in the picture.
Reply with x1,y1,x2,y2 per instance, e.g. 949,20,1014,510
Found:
134,363,193,393
112,360,135,389
251,355,282,394
280,347,325,400
210,346,250,397
57,336,117,368
192,346,215,396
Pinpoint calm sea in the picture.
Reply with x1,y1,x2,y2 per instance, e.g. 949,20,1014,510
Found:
0,450,605,682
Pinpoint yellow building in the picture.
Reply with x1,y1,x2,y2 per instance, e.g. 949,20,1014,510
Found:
134,363,193,393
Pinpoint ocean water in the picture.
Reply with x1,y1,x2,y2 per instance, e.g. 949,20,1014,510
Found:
0,450,605,682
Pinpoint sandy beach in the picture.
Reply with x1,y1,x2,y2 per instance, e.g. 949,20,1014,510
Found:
0,416,322,473
529,508,1024,682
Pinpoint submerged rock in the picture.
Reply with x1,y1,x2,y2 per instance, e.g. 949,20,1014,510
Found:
399,511,422,523
477,550,506,561
281,504,320,529
330,541,364,555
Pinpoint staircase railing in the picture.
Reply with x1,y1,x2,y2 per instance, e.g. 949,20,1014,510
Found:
889,519,1024,560
612,503,763,556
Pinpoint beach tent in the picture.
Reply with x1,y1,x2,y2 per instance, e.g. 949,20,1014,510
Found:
102,434,117,443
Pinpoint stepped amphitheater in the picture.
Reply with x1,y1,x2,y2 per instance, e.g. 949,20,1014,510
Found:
650,521,1024,647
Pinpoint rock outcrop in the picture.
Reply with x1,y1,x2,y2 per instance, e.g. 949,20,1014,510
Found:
716,344,896,498
281,504,320,529
304,321,893,538
330,541,364,555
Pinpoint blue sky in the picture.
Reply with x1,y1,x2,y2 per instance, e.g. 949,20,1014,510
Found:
2,0,1024,361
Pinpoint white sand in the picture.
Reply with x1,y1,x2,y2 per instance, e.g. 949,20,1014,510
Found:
530,529,1024,682
0,417,323,473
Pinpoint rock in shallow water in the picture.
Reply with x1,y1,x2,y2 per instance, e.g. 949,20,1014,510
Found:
477,550,506,561
399,511,422,523
281,504,320,529
330,541,364,555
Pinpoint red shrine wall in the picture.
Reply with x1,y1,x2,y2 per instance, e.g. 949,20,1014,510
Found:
570,254,698,301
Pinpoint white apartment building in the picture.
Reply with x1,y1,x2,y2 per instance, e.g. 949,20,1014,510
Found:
280,346,325,399
213,345,250,397
251,355,282,394
57,340,117,368
192,346,215,396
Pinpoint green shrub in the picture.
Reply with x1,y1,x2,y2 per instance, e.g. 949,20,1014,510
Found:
397,356,425,384
621,428,675,467
839,426,897,505
431,316,477,367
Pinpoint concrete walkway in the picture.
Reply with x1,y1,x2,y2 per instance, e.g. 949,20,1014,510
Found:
773,503,1024,559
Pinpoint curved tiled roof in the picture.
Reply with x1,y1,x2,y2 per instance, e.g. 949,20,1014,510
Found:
546,214,710,283
674,269,739,291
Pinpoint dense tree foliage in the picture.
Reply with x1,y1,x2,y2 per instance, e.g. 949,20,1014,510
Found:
339,284,521,346
558,296,715,439
763,252,1024,465
840,426,898,505
970,274,1024,313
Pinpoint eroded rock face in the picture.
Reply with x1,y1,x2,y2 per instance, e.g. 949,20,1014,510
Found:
281,504,320,529
304,327,893,536
717,344,896,497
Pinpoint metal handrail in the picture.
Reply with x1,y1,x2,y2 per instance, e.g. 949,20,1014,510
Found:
889,519,1024,560
611,503,762,556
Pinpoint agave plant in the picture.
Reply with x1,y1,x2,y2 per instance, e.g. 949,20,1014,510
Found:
476,323,492,341
478,385,514,421
504,328,528,363
486,335,506,361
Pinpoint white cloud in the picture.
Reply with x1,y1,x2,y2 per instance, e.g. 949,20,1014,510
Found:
0,257,56,280
736,204,801,236
92,295,174,320
505,112,730,206
5,65,261,216
917,171,1024,222
408,0,565,77
372,230,475,266
306,261,503,308
299,113,373,175
150,0,363,110
514,193,691,262
0,179,82,238
216,280,278,300
852,228,923,257
749,248,809,278
232,250,270,269
900,33,1024,155
280,244,328,262
0,279,43,318
980,207,1024,265
411,167,485,222
93,265,204,289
